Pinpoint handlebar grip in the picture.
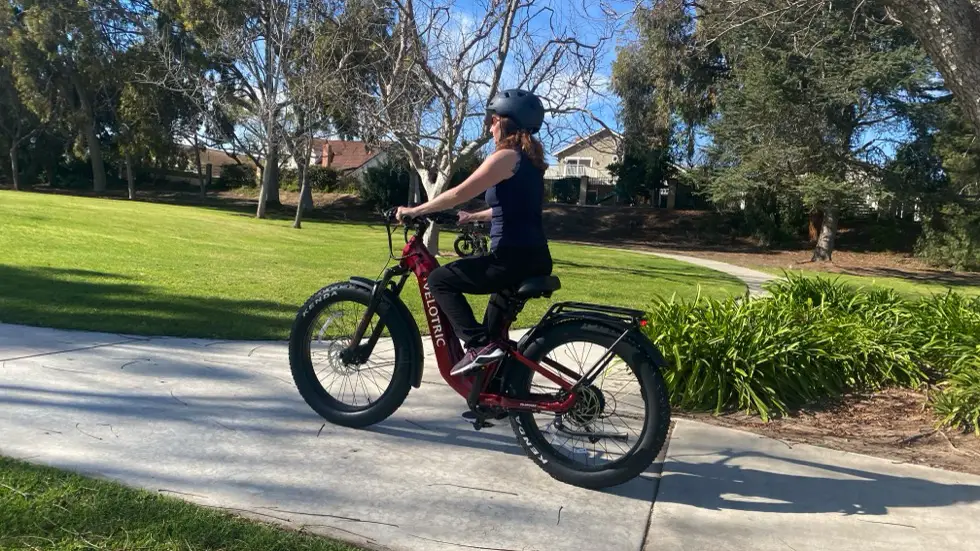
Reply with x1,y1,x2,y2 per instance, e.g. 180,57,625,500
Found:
383,209,457,227
429,212,459,225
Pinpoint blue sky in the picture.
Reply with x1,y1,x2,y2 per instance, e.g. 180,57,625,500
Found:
442,0,637,157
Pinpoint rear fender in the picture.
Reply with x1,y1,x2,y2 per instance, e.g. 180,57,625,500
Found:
519,311,668,370
349,276,425,388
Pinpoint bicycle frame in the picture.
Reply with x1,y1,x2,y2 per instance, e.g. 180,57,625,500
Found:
348,220,579,415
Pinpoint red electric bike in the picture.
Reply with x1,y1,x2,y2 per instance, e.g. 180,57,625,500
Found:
288,210,671,489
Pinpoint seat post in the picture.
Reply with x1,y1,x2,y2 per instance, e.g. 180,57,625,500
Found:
495,289,527,328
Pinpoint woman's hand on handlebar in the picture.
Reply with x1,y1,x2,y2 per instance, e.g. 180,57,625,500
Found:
457,210,475,224
395,206,419,224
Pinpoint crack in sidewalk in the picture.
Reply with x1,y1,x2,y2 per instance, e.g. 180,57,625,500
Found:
1,340,137,362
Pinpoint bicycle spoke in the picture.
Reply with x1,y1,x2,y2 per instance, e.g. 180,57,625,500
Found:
306,301,396,410
525,334,652,469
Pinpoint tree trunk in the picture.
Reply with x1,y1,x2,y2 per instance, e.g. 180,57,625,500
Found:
73,77,107,194
294,164,312,229
256,151,280,218
84,119,107,194
125,153,135,200
409,170,421,205
10,146,21,191
299,180,314,212
193,141,206,198
265,159,281,208
808,210,824,243
420,168,450,254
257,165,269,219
811,206,839,262
257,12,280,217
885,0,980,134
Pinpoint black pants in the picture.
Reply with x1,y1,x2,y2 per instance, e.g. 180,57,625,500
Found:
428,246,553,348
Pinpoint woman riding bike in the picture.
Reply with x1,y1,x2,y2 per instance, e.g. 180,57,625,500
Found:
396,89,551,377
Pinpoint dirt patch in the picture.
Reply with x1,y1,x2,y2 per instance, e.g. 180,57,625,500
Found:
542,204,759,251
680,388,980,477
643,248,980,287
559,240,980,285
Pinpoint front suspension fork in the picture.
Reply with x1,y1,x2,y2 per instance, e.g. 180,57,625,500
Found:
347,267,409,356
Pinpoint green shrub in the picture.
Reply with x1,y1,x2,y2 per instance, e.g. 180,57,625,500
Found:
219,164,256,188
645,272,979,430
50,160,94,190
933,354,980,435
279,166,341,192
308,166,340,192
280,168,298,191
909,292,980,380
550,177,580,204
335,174,360,194
646,284,924,421
359,159,410,211
915,202,980,271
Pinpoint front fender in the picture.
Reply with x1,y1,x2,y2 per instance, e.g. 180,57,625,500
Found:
349,276,425,388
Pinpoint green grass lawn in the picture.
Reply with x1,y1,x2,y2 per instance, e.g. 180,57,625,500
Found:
758,267,980,299
0,456,360,551
0,191,745,340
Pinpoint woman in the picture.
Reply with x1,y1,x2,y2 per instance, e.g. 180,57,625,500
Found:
396,89,552,376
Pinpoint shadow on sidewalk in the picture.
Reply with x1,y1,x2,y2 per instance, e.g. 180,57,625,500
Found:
660,449,980,515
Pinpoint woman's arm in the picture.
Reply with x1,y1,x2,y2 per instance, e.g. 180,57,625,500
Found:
458,209,492,223
397,149,517,220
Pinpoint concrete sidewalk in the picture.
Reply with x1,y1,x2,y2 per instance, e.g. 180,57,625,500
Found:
2,322,980,551
0,323,661,551
649,420,980,550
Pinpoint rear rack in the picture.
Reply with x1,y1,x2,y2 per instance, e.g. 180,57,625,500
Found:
515,300,649,352
543,301,647,324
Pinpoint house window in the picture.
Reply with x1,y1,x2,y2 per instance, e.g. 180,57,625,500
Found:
563,157,593,176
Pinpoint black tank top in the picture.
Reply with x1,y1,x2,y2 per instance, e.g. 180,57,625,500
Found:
484,152,548,250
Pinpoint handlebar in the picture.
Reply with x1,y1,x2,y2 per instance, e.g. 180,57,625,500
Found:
380,208,462,260
383,208,458,230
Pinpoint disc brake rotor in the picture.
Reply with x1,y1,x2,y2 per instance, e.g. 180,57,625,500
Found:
566,385,606,426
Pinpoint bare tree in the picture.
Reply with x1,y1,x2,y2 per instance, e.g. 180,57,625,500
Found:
280,0,377,228
147,0,346,218
333,0,615,251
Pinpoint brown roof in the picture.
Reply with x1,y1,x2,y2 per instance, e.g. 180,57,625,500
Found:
314,140,391,171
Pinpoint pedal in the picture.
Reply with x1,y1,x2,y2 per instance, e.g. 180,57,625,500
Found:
461,410,495,430
462,410,508,421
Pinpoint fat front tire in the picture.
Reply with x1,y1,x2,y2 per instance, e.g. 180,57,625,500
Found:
289,283,416,428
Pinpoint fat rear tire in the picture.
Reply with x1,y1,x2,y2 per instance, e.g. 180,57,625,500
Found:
505,320,671,489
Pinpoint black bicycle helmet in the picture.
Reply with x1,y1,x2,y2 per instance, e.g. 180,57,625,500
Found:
486,89,545,134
